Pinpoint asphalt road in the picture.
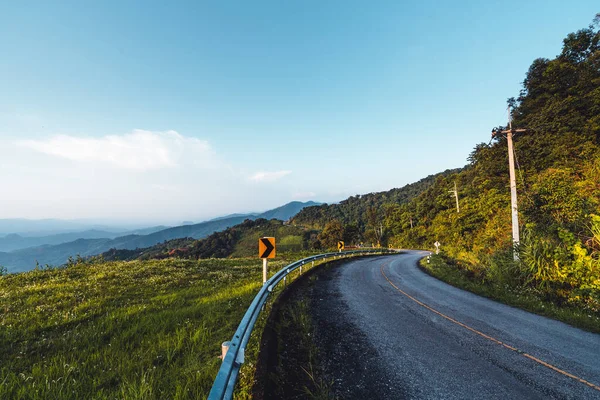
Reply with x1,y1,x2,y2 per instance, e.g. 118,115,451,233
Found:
311,251,600,399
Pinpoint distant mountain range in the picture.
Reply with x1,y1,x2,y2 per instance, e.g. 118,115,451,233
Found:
0,219,135,237
0,201,320,272
0,226,168,252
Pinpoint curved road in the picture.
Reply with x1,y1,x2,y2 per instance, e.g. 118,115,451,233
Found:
311,251,600,399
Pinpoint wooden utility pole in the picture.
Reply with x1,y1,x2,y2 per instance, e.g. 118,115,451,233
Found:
492,106,526,261
449,181,460,213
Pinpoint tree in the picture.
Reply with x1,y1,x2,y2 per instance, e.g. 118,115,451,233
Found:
318,220,344,249
365,206,385,246
343,224,361,245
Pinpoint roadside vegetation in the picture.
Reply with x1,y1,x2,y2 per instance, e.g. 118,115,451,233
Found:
421,253,600,333
0,254,319,399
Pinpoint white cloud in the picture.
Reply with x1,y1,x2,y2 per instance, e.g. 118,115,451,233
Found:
292,191,316,199
151,183,181,192
16,130,213,171
0,130,306,222
249,170,292,183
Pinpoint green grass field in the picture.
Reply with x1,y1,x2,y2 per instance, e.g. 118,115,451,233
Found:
0,255,311,399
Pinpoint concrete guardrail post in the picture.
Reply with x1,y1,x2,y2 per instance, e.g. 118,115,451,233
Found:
221,341,231,361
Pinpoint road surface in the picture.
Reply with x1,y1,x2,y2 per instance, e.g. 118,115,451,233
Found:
310,251,600,399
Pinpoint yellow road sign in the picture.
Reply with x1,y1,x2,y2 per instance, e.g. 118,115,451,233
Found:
259,237,276,259
337,241,345,250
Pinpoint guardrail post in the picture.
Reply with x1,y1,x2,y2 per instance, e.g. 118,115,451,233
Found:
262,258,268,284
221,341,231,361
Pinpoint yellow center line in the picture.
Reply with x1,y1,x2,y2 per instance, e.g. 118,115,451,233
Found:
380,262,600,392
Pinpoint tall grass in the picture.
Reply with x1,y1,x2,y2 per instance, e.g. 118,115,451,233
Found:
421,254,600,333
0,256,303,399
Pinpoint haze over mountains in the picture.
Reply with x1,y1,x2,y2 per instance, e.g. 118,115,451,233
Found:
0,227,169,252
0,219,140,237
0,201,319,272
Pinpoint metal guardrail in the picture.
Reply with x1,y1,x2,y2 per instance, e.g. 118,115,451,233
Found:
208,249,397,400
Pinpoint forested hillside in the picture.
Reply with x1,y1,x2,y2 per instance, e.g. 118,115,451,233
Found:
290,170,459,243
99,219,318,261
294,19,600,313
387,20,600,255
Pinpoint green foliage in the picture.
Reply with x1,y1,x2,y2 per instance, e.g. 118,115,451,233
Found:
520,220,600,310
522,168,593,231
520,231,561,287
590,214,600,254
403,18,600,316
483,247,525,287
291,170,459,230
279,235,304,253
342,224,360,246
99,238,196,262
317,220,344,249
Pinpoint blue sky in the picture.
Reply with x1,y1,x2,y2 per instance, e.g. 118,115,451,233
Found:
0,1,598,224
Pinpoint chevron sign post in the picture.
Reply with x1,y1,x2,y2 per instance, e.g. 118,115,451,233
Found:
259,237,276,284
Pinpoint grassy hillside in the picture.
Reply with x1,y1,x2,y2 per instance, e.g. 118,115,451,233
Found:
0,255,304,399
